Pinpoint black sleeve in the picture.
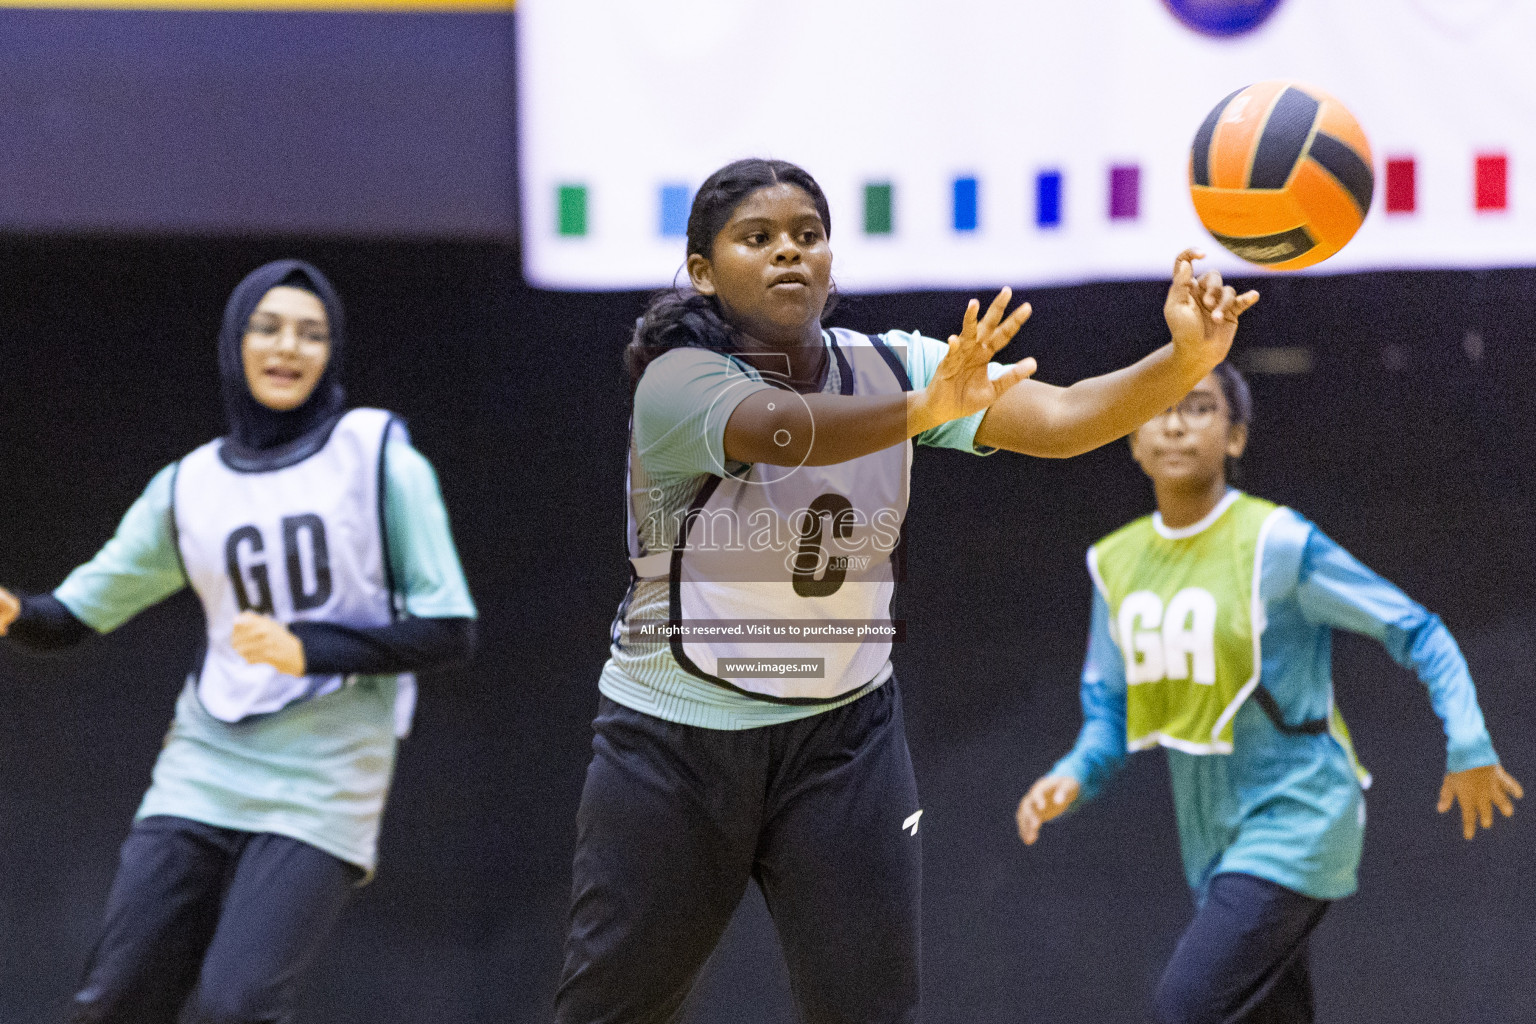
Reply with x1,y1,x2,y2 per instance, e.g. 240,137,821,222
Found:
6,593,94,652
288,616,476,676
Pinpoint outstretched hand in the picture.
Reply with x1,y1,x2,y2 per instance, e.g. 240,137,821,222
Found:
1438,763,1522,840
0,587,17,636
1016,774,1081,846
913,288,1038,433
1163,248,1260,369
231,611,306,676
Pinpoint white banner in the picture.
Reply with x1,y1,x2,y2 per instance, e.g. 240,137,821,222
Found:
518,0,1536,290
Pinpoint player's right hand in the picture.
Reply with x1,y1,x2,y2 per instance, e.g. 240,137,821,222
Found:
911,287,1037,434
0,587,19,636
1016,774,1081,846
1163,248,1259,371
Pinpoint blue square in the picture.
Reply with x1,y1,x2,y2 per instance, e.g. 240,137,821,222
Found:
1036,171,1062,228
953,177,978,232
660,184,690,237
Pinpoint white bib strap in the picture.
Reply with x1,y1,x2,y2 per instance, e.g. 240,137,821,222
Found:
630,552,672,579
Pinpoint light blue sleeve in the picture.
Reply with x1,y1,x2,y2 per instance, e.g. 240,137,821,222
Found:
1294,522,1497,773
884,329,1007,455
633,347,777,478
1050,583,1129,801
54,464,188,633
383,441,477,619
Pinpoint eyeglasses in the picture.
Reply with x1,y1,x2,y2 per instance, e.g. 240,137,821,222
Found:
244,315,330,349
1155,393,1224,428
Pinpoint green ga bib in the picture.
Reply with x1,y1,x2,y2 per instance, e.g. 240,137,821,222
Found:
1091,492,1369,784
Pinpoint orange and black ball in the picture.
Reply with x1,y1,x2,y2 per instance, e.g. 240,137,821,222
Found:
1190,81,1373,270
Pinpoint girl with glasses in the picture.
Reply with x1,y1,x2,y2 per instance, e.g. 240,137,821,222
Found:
1015,362,1521,1024
0,260,476,1024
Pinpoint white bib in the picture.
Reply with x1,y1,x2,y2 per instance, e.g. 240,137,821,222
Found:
633,330,912,702
174,408,405,723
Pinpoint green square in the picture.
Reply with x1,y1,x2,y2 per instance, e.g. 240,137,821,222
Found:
864,182,893,235
557,184,588,236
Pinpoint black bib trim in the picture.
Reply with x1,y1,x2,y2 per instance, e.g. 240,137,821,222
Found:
664,330,906,707
1249,685,1328,736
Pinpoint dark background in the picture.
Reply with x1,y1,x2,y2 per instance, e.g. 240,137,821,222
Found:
1,239,1533,1022
0,11,517,237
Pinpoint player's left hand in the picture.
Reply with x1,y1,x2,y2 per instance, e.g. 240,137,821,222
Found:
1163,248,1259,369
231,611,306,676
1015,774,1081,846
1437,763,1523,840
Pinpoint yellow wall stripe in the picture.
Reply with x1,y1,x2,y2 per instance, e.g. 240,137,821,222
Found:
0,0,511,9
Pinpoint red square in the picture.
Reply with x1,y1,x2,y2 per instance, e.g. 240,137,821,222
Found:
1385,158,1416,214
1476,154,1508,211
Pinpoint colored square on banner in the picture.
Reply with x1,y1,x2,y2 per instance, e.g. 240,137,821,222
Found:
1385,158,1415,213
1036,171,1062,227
1108,165,1139,220
557,184,587,236
660,184,690,236
1476,154,1508,211
865,182,894,234
953,177,978,232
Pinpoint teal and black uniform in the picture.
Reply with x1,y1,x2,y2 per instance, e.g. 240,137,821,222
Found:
55,439,475,874
558,329,1004,1024
6,260,474,1024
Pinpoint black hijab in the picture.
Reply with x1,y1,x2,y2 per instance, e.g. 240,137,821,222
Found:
217,259,348,471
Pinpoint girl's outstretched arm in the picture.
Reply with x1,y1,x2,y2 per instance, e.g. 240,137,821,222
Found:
722,289,1037,467
975,249,1259,458
1,593,92,651
1,465,188,652
1294,522,1521,839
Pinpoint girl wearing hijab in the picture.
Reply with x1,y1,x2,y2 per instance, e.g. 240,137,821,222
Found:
0,260,476,1024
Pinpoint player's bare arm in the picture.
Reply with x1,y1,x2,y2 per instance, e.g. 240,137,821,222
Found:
723,287,1035,467
974,249,1259,458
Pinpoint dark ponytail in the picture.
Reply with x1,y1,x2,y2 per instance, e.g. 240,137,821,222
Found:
625,158,833,386
1211,361,1252,427
1212,360,1252,484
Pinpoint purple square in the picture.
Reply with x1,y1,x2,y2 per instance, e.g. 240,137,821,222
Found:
1109,165,1140,220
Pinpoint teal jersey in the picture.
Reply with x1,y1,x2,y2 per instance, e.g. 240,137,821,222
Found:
1053,498,1498,900
603,329,1004,730
55,439,475,873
